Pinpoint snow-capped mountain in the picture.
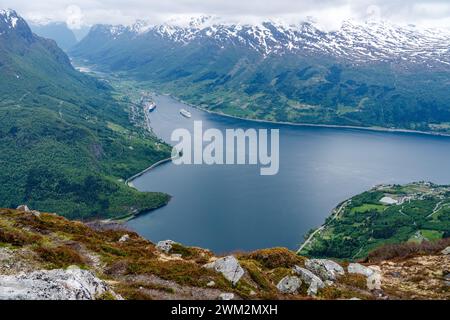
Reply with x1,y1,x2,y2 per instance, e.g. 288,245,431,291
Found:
89,16,450,66
71,15,450,130
0,9,34,40
0,8,19,29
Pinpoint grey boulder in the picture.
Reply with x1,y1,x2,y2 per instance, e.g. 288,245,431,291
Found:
367,272,382,291
204,256,244,285
118,234,130,243
16,205,30,212
348,263,376,277
276,276,301,294
0,267,113,300
156,240,176,253
305,259,345,281
293,265,325,296
219,293,235,300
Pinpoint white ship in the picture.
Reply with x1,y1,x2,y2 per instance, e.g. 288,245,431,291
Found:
180,109,192,118
147,102,156,112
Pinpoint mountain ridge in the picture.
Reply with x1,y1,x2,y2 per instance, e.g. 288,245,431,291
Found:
0,206,448,300
71,18,450,132
0,9,171,219
79,16,450,67
30,22,78,51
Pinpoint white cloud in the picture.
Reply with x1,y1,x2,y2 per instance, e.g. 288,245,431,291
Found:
1,0,449,30
65,5,84,29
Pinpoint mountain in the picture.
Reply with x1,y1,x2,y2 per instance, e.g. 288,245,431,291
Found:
299,182,450,260
0,9,171,219
71,17,450,132
72,25,91,42
30,22,78,51
1,206,449,300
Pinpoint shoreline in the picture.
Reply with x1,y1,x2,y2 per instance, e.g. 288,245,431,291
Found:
113,155,178,223
297,200,351,254
163,93,450,138
74,62,450,139
125,156,176,188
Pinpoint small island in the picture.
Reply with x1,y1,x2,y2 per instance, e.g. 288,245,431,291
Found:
299,182,450,260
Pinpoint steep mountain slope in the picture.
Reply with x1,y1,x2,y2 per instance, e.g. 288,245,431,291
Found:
0,9,171,219
71,17,450,132
30,22,78,51
0,206,448,300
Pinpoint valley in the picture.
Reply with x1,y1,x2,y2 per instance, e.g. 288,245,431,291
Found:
0,6,449,301
69,62,450,255
70,17,450,134
0,10,172,219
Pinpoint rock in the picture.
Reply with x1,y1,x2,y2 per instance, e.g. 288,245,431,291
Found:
444,273,450,286
219,293,234,300
348,263,375,277
156,240,176,253
276,276,301,294
204,256,244,285
206,281,216,287
293,266,325,296
0,267,113,300
118,234,130,243
368,265,381,273
16,205,30,212
367,272,382,291
305,259,345,281
31,211,41,218
441,247,450,255
351,265,382,291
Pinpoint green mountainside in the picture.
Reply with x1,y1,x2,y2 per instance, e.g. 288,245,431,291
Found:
0,10,171,219
299,182,450,260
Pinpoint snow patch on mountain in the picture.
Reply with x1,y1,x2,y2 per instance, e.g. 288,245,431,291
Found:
0,9,19,29
95,16,450,66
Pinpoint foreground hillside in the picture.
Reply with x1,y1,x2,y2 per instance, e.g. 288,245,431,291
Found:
0,206,448,300
71,17,450,133
0,10,171,219
300,182,450,260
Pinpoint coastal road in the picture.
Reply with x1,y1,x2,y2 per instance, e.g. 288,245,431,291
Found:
298,200,350,253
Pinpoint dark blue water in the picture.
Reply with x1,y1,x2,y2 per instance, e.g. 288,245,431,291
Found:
127,95,450,253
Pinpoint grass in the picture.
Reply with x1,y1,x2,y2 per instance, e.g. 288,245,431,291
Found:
420,230,444,241
300,183,450,260
243,248,306,269
34,245,86,269
1,207,447,300
350,204,386,214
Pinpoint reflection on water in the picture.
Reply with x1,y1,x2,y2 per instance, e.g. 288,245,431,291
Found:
127,95,450,253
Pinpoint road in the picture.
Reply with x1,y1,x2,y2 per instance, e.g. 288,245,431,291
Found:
297,200,350,253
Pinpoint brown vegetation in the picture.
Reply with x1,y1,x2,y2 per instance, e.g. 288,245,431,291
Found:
367,238,450,263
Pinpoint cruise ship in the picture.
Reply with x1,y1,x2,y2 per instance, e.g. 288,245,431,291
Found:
147,102,157,112
180,109,192,118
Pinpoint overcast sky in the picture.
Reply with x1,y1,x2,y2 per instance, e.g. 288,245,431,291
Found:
1,0,450,30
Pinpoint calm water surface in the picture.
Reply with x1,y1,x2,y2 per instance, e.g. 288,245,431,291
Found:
127,95,450,253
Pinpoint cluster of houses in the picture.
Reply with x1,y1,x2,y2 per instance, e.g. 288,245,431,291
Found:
374,182,449,206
